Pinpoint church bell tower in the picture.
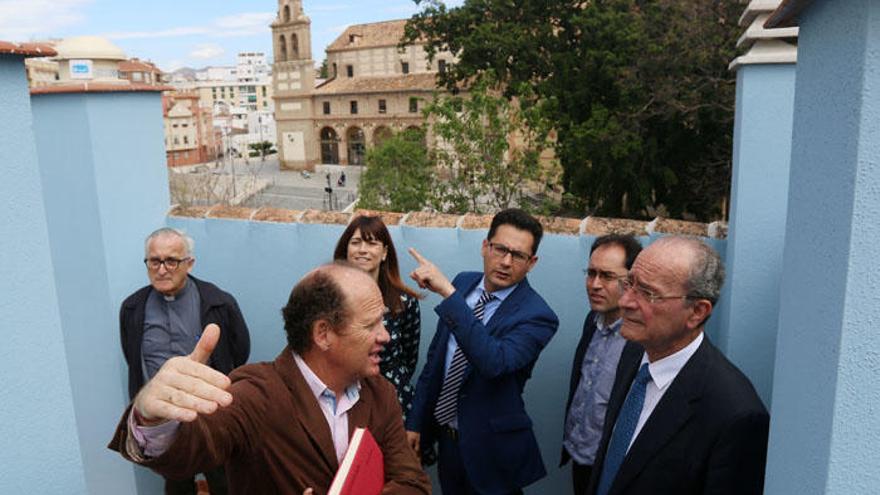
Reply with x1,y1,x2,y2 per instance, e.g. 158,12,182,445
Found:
271,0,317,170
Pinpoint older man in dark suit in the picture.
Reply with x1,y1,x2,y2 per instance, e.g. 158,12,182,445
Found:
589,236,769,495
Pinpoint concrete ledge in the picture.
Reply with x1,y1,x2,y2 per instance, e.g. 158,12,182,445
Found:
402,211,460,228
353,209,405,226
163,205,728,239
459,213,493,230
252,207,301,223
168,205,212,218
206,206,254,220
650,218,710,236
584,217,650,236
301,209,350,225
536,215,581,235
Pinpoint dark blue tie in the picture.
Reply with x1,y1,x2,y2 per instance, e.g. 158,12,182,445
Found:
596,363,652,495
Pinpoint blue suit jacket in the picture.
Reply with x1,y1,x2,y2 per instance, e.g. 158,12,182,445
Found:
406,272,559,494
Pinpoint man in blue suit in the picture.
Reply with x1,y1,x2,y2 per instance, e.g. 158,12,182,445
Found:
405,208,559,495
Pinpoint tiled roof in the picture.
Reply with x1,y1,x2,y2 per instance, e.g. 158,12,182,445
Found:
326,19,411,52
0,41,57,57
30,82,171,95
314,73,438,95
119,59,161,72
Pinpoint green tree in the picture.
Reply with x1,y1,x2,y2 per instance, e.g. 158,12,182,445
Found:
405,0,741,220
425,73,558,214
357,130,433,212
318,58,329,79
248,140,276,159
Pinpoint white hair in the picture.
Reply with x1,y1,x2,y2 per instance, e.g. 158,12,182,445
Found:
144,228,195,258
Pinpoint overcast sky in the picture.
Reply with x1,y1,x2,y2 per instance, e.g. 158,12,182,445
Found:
0,0,463,71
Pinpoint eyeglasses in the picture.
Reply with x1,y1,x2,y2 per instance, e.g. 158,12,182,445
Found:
617,276,696,304
144,257,191,271
583,268,627,282
487,242,532,264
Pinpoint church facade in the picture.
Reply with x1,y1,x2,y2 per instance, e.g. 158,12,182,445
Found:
271,0,451,170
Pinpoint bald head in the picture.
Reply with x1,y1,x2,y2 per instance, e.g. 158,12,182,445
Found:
281,262,380,354
647,237,725,305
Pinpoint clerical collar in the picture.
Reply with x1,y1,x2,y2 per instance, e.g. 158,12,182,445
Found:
161,277,190,302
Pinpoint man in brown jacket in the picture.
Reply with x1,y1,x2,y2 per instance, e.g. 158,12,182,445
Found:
109,263,430,494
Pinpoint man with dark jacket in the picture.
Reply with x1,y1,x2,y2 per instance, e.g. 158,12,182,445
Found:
119,227,250,494
562,235,642,494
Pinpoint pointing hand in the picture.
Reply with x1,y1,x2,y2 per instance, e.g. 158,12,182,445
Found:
408,248,455,298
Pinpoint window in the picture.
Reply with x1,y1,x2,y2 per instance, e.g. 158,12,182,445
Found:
262,86,267,96
438,59,447,74
182,123,188,128
409,97,418,113
350,100,358,114
378,99,387,114
183,136,189,144
132,72,143,82
346,65,354,78
401,62,409,74
349,34,355,43
172,124,179,128
323,101,331,115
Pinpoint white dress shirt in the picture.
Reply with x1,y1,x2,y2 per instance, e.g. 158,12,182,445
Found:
628,332,704,452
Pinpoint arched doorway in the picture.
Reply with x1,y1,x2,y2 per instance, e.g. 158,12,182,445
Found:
291,34,299,59
373,126,393,147
320,127,340,164
347,127,366,165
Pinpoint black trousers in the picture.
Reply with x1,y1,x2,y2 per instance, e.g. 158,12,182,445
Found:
571,462,593,495
164,466,227,495
437,426,523,495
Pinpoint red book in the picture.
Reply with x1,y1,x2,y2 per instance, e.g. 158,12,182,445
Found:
328,427,384,495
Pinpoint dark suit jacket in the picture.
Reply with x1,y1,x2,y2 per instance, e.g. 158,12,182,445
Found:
406,272,559,494
119,275,250,399
109,348,431,494
588,336,770,495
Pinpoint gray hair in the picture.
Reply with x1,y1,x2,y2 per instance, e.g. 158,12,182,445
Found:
144,227,195,258
653,236,725,304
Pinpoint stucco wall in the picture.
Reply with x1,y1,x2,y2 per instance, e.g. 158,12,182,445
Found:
765,1,880,493
30,90,171,494
0,54,88,494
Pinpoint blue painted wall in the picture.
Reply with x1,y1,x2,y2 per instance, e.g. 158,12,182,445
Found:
766,0,880,493
31,91,170,494
718,63,796,405
167,216,725,494
0,54,87,494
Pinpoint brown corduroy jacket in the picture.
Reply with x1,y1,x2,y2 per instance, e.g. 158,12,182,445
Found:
109,347,430,495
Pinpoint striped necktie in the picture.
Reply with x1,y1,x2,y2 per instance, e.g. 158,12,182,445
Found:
433,289,494,426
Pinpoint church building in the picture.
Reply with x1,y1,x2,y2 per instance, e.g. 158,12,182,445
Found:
271,0,452,170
